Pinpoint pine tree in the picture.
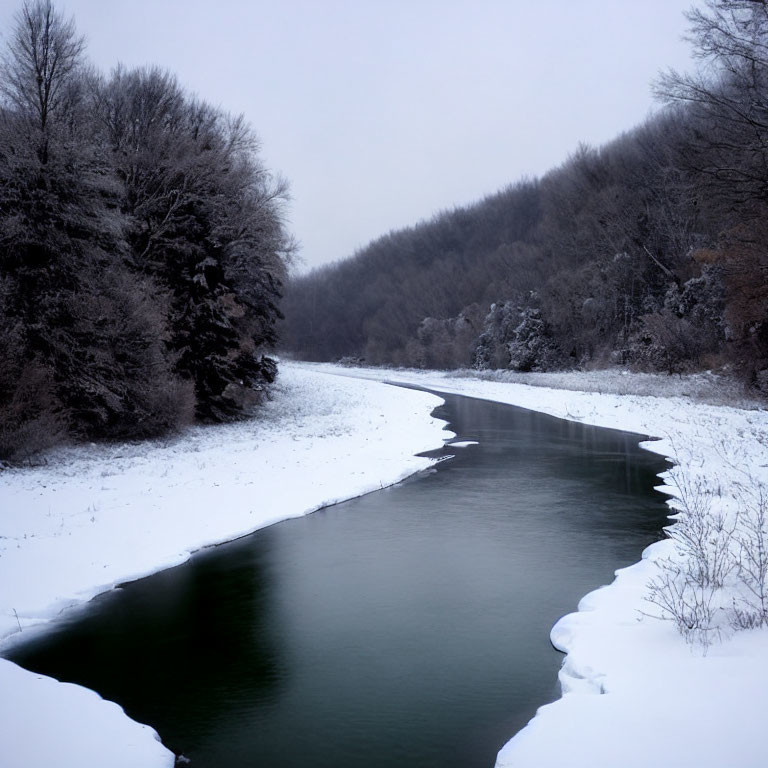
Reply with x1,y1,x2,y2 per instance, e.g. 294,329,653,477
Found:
95,68,290,421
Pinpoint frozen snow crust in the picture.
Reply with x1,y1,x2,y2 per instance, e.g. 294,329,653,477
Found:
311,363,768,768
0,365,449,768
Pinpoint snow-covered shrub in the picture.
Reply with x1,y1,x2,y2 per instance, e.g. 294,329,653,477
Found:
629,310,706,374
669,475,737,590
646,473,736,649
337,356,367,367
731,485,768,629
473,299,559,372
646,563,720,648
506,307,560,372
0,296,65,462
628,268,726,375
406,306,483,370
472,301,518,370
663,267,725,335
646,461,768,648
0,358,65,464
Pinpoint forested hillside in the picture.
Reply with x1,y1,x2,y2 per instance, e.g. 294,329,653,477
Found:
282,0,768,393
0,1,292,461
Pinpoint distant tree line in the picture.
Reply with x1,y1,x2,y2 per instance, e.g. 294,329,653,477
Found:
282,0,768,394
0,1,292,461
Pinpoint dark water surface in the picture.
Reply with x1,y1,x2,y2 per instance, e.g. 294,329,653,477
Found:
5,390,670,768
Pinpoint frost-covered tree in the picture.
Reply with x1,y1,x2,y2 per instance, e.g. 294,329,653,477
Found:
93,66,292,421
0,0,85,163
657,1,768,386
0,2,192,451
473,302,518,369
506,306,560,372
0,1,292,460
472,299,559,372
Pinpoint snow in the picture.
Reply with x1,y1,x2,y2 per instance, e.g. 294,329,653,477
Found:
3,359,767,768
306,363,768,768
0,660,172,768
0,364,449,768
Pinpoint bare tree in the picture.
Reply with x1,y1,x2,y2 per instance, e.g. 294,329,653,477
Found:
656,0,768,208
0,0,85,162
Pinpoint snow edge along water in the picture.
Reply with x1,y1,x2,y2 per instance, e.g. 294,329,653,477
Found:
304,362,768,768
0,366,452,768
3,361,767,768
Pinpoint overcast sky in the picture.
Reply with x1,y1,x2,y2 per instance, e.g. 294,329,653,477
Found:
1,1,699,271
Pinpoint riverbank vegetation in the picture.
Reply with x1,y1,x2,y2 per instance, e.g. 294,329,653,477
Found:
282,1,768,400
0,1,292,462
647,464,768,647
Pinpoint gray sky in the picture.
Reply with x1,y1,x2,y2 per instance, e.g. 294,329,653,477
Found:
1,1,698,271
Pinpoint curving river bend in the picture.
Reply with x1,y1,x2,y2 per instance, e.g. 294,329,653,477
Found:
5,390,670,768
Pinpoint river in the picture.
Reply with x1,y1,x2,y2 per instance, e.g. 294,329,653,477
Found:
4,390,670,768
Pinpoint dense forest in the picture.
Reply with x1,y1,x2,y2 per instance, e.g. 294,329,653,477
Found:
3,1,767,463
0,1,292,461
282,0,768,394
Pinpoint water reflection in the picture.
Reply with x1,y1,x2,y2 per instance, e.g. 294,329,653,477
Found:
9,537,284,758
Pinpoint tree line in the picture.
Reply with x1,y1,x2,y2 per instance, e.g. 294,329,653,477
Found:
0,1,293,461
282,0,768,394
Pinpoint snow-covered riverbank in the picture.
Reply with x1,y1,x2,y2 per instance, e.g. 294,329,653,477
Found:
0,365,448,768
312,362,768,768
3,360,767,767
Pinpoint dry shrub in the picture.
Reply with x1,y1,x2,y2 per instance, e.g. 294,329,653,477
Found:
0,360,65,463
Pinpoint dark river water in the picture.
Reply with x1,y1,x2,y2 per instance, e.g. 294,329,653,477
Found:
5,390,670,768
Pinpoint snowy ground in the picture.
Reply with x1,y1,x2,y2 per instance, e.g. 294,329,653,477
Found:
3,361,767,768
0,365,449,768
310,362,768,768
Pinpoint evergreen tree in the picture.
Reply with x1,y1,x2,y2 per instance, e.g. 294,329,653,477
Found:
0,2,291,459
0,3,182,453
95,68,290,420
